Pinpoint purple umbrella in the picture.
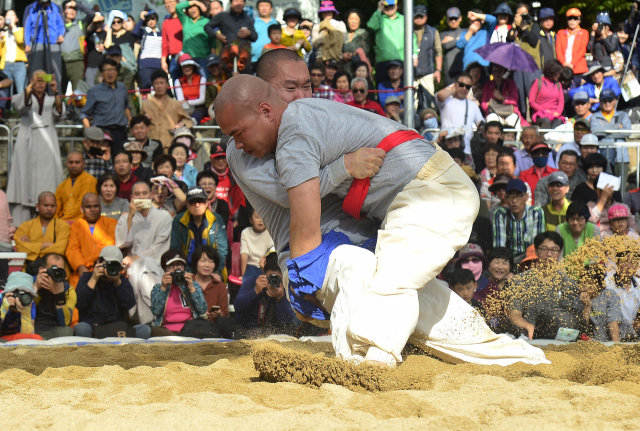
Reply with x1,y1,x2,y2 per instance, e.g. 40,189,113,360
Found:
474,42,539,73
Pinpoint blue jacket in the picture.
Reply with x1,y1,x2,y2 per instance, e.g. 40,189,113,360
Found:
456,14,497,68
75,273,137,326
377,80,404,109
568,76,621,111
591,110,631,163
150,281,208,327
251,17,278,63
173,164,198,188
24,2,65,47
233,272,295,329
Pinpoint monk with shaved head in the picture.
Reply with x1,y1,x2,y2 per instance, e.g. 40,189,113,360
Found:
220,54,549,369
15,190,71,265
66,192,117,286
54,151,98,222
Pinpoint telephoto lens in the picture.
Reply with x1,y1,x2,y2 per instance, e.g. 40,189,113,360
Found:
46,266,67,283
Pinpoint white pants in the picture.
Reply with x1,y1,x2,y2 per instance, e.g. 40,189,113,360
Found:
127,257,163,324
314,147,549,366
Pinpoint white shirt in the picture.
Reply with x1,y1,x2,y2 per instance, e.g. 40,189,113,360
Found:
565,33,575,65
240,226,274,268
115,206,173,262
605,275,640,323
436,95,484,154
4,29,18,63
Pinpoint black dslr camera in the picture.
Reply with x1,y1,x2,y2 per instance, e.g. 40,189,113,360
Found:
14,290,34,307
46,265,66,283
171,269,186,285
97,258,122,277
266,273,282,289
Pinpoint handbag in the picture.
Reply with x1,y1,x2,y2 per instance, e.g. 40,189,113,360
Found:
92,321,135,339
489,98,514,118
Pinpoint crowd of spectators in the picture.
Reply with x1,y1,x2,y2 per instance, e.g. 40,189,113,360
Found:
0,1,639,344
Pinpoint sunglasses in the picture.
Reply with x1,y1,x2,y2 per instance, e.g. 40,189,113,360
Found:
457,82,472,89
567,16,580,21
113,19,123,24
448,16,459,21
352,88,366,94
310,72,323,77
573,100,588,106
601,98,615,103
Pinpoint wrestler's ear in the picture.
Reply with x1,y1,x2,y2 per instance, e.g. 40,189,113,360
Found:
257,101,274,121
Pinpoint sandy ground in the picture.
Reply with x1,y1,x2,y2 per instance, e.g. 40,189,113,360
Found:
0,341,639,430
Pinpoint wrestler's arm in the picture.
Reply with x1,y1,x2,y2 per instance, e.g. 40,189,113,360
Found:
287,178,322,259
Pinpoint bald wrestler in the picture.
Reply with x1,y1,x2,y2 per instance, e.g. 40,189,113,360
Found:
221,51,548,367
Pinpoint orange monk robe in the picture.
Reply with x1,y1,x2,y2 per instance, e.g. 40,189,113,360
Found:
66,217,117,287
55,172,98,222
14,217,70,262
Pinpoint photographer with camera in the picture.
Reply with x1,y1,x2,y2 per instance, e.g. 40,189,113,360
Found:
234,251,298,336
24,0,65,85
75,245,151,339
506,3,541,116
83,127,112,180
589,12,618,74
0,272,39,341
150,249,223,338
32,253,76,339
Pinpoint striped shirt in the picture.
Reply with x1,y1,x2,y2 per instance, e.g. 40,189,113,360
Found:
493,205,545,256
140,28,163,60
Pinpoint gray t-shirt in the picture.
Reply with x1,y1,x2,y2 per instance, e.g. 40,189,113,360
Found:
276,98,436,222
100,197,129,220
227,145,378,257
571,288,622,341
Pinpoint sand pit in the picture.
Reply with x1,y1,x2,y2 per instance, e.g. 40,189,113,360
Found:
1,341,640,430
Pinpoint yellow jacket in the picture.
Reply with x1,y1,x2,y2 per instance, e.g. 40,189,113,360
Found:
0,27,27,70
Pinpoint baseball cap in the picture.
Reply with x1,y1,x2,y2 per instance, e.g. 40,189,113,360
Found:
186,186,208,202
210,143,227,158
207,54,220,67
529,142,552,153
166,255,187,266
84,126,105,141
574,118,591,130
505,179,527,194
446,7,461,18
608,204,631,220
566,8,581,17
600,88,616,100
413,5,427,17
100,246,124,264
383,0,397,5
572,90,589,104
539,8,556,19
580,133,599,146
547,171,569,186
387,60,403,69
105,45,122,56
488,174,510,193
384,96,401,106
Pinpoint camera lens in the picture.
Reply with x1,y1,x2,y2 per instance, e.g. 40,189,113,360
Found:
172,270,185,285
15,290,33,307
106,261,121,277
47,266,66,283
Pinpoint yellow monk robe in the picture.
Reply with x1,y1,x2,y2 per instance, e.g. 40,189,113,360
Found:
55,172,98,222
66,217,117,287
14,217,71,262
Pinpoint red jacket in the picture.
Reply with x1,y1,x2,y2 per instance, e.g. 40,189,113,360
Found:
346,99,386,116
520,165,557,204
162,16,183,58
556,28,589,75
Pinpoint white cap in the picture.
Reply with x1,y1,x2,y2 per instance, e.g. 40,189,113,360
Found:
581,134,599,146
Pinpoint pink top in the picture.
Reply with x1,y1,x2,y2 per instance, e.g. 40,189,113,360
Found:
0,190,15,244
333,91,354,104
162,286,193,332
480,78,529,126
528,77,565,123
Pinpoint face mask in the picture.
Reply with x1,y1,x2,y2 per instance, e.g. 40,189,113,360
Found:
461,260,483,281
533,156,548,168
423,117,438,130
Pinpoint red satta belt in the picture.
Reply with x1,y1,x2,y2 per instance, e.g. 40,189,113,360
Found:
342,130,424,220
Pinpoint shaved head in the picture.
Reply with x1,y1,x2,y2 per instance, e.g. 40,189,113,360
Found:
255,48,312,103
38,191,55,204
82,192,99,206
81,193,101,223
214,75,288,158
256,49,305,82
